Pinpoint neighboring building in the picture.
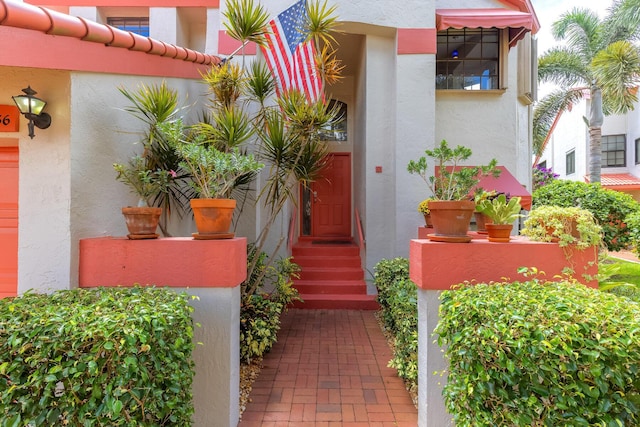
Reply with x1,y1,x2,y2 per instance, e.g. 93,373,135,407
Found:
536,97,640,201
0,0,539,297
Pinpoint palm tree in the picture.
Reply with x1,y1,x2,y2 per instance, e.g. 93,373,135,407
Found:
533,1,640,183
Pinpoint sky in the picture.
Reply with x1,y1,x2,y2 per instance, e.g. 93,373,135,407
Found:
531,0,613,54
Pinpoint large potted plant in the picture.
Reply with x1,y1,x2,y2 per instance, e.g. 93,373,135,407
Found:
475,194,522,242
162,119,264,239
520,206,602,249
113,155,173,239
407,139,500,242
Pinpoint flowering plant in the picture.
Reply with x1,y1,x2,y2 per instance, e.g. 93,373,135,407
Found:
533,165,559,190
418,198,434,214
113,155,175,207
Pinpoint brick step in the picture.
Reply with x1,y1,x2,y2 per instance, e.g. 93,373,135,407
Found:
293,280,368,295
291,294,380,310
292,255,361,269
297,267,364,281
292,245,359,258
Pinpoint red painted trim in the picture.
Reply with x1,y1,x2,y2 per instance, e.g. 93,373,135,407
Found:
409,237,598,290
79,237,247,288
397,28,436,55
0,26,212,79
218,30,257,55
29,0,219,7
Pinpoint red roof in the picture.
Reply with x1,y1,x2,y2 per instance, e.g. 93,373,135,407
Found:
586,173,640,190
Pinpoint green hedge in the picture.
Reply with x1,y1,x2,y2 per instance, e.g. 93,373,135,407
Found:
0,287,195,426
374,258,418,387
532,180,640,251
435,280,640,426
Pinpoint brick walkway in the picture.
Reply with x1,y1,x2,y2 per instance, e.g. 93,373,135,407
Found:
238,309,418,427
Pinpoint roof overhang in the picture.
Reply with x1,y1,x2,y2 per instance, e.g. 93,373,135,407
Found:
585,173,640,191
436,8,538,47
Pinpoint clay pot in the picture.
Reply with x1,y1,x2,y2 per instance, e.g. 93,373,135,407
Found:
485,223,513,243
424,213,433,228
191,198,236,239
122,207,161,239
474,212,492,233
427,200,475,243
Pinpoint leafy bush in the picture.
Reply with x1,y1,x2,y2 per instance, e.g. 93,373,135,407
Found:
435,279,640,426
0,287,195,426
374,258,418,387
239,246,300,363
625,210,640,257
532,180,640,251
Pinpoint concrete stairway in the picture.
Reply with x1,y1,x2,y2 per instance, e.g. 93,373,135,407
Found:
291,240,379,310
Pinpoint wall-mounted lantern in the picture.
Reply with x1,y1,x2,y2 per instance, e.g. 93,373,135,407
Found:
12,86,51,139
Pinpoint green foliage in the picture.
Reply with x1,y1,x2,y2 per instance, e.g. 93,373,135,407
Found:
435,279,640,426
532,179,639,251
521,205,603,249
113,155,174,207
373,258,418,387
625,210,640,257
475,194,523,225
240,246,301,363
0,287,195,426
407,139,500,201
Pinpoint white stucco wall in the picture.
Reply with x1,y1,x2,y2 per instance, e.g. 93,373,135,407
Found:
1,68,72,295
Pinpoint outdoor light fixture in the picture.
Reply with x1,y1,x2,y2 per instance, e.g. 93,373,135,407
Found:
451,49,459,59
12,86,51,139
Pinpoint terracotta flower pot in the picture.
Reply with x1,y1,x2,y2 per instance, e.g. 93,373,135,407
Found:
423,213,433,228
121,207,161,239
427,200,475,243
191,198,236,239
474,211,492,233
485,223,513,243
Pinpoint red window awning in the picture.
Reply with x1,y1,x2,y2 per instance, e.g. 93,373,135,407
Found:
436,8,538,46
437,165,532,210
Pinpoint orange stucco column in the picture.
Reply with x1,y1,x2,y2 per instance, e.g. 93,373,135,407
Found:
409,236,598,290
79,237,247,288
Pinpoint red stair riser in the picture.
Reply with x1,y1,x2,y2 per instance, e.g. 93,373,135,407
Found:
293,281,368,295
297,269,364,281
292,256,361,268
292,246,359,257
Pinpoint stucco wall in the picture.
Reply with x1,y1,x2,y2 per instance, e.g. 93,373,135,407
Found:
1,68,72,294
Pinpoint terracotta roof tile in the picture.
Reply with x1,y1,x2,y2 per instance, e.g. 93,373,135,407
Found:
586,173,640,189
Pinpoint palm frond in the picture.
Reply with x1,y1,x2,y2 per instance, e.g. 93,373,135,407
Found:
223,0,271,46
552,8,604,59
606,0,640,43
593,40,640,114
304,0,341,47
533,89,587,156
538,47,590,87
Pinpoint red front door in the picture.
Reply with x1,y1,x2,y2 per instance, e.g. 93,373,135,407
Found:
310,153,351,237
0,147,18,298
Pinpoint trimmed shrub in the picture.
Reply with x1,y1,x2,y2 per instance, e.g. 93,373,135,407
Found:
625,210,640,257
532,180,640,251
0,286,195,426
240,246,300,363
374,258,418,387
435,280,640,426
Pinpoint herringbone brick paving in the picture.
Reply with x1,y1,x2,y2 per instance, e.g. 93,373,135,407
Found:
239,309,418,427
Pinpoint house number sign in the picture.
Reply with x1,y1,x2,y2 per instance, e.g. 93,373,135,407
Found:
0,105,20,132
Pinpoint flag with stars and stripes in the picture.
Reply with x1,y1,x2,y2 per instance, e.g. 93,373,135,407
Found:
261,0,323,103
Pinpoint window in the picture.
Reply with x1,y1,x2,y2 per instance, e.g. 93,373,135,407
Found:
635,138,640,164
538,160,547,170
602,134,626,167
436,28,500,90
320,100,347,141
566,150,575,175
107,17,150,37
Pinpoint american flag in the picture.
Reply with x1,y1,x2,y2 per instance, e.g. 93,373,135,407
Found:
261,0,323,102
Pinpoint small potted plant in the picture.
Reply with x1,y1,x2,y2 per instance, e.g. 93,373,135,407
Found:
475,194,522,242
418,198,435,227
521,206,602,249
472,189,499,233
407,139,501,242
162,119,264,239
113,155,174,239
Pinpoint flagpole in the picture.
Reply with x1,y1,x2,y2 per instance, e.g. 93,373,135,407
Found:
220,40,250,65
